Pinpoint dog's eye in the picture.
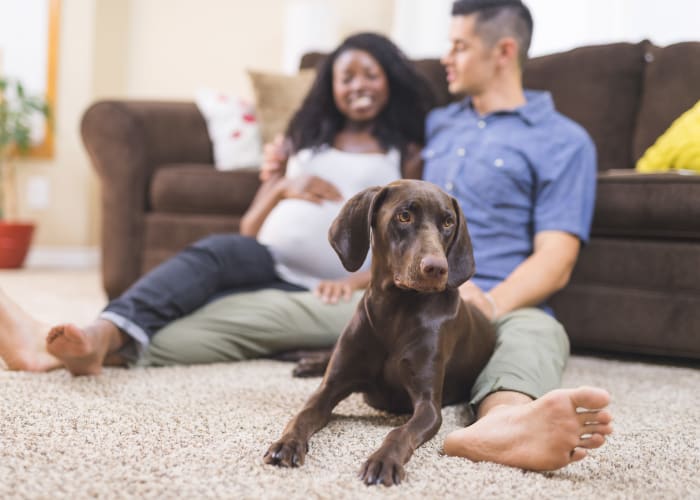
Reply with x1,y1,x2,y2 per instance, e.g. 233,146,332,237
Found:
443,217,455,228
396,210,412,223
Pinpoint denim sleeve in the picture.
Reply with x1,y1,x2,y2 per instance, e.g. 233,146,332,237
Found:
534,135,597,244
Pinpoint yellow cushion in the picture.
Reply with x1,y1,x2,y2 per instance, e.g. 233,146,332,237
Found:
636,99,700,173
248,69,316,145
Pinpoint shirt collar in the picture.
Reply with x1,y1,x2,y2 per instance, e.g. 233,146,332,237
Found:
457,90,554,126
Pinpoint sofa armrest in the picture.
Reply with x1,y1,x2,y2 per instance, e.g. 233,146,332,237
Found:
81,100,213,299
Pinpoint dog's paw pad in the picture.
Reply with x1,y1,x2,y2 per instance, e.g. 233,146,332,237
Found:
359,457,405,486
263,438,308,467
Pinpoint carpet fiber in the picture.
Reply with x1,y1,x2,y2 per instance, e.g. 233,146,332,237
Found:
1,270,699,499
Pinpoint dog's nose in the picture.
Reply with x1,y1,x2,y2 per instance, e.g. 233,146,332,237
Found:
420,255,448,279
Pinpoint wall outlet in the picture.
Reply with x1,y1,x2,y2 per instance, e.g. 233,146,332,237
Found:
26,176,51,210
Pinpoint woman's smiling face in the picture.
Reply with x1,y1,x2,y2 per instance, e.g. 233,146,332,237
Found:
332,49,390,124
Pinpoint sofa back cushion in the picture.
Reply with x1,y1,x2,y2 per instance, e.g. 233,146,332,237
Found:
633,42,700,163
523,42,649,172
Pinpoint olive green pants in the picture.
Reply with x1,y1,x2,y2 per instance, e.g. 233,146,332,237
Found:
139,289,569,409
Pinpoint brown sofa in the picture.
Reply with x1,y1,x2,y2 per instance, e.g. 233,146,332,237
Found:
82,40,700,361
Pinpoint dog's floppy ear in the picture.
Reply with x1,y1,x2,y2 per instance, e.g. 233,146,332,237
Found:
447,197,475,288
329,186,385,271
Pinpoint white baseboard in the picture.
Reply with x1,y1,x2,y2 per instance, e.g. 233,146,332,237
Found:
25,246,101,269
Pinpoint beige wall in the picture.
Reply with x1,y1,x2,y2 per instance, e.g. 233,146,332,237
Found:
125,0,394,100
17,0,101,247
15,0,393,248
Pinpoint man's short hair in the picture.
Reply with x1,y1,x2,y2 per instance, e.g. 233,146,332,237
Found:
451,0,533,68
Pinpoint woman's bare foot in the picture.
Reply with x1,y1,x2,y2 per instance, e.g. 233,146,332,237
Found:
0,289,61,372
443,386,613,471
46,319,125,376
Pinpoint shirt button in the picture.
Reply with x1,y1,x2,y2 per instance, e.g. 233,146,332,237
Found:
477,120,486,129
457,148,465,157
494,158,504,167
445,181,454,191
425,149,434,158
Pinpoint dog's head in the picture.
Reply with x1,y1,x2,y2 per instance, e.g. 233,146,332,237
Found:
329,179,475,292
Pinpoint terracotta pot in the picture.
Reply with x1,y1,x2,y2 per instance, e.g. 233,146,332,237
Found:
0,221,35,269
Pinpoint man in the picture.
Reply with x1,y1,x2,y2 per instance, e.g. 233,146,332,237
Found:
427,0,611,470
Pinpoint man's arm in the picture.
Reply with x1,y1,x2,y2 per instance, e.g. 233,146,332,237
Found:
460,230,580,319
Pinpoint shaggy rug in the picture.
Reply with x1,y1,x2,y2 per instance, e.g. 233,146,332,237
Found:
1,270,699,499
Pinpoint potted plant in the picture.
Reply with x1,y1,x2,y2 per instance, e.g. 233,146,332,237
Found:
0,76,50,268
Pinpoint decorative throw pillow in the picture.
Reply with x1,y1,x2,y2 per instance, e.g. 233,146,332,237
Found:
636,99,700,174
248,69,316,145
194,88,262,171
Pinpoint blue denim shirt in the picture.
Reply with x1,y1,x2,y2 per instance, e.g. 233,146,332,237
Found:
423,91,597,310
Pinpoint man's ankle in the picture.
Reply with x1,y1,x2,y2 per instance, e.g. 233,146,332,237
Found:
477,391,533,419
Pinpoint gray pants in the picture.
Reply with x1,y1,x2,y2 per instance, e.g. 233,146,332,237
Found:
140,289,569,409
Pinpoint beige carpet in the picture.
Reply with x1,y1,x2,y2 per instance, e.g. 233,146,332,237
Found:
1,270,699,499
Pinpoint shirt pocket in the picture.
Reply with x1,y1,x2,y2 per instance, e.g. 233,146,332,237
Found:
463,149,531,208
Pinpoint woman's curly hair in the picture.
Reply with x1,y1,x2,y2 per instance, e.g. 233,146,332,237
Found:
286,32,436,156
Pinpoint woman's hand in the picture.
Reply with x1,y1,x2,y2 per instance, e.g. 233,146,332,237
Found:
459,280,498,320
314,272,370,304
279,174,343,204
260,134,290,181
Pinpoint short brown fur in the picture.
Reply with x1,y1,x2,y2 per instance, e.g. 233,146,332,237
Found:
264,180,496,486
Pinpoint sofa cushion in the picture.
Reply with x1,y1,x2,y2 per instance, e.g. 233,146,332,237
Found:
248,69,316,144
633,42,700,162
523,42,649,172
150,164,260,215
569,237,700,293
636,99,700,173
592,170,700,239
194,88,262,170
551,285,700,359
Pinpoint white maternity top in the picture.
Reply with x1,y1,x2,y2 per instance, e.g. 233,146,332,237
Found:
257,147,401,289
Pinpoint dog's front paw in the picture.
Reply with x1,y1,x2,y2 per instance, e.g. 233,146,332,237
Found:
359,453,406,486
263,437,309,467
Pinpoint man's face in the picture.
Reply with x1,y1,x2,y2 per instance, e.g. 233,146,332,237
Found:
441,15,498,96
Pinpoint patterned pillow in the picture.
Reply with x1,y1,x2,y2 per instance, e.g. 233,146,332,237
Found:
248,69,316,145
195,88,262,171
636,99,700,174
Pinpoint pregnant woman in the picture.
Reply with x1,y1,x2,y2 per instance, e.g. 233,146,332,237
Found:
0,32,434,375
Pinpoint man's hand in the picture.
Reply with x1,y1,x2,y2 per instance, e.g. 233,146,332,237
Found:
260,134,290,181
459,281,497,320
280,174,342,204
314,272,370,304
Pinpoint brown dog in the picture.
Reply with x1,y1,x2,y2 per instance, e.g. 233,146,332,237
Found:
263,179,496,486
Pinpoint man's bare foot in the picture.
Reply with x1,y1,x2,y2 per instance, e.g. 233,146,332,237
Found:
443,386,613,471
46,320,124,376
0,289,60,372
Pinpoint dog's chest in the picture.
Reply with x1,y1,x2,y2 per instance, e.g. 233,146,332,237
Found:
377,343,434,391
